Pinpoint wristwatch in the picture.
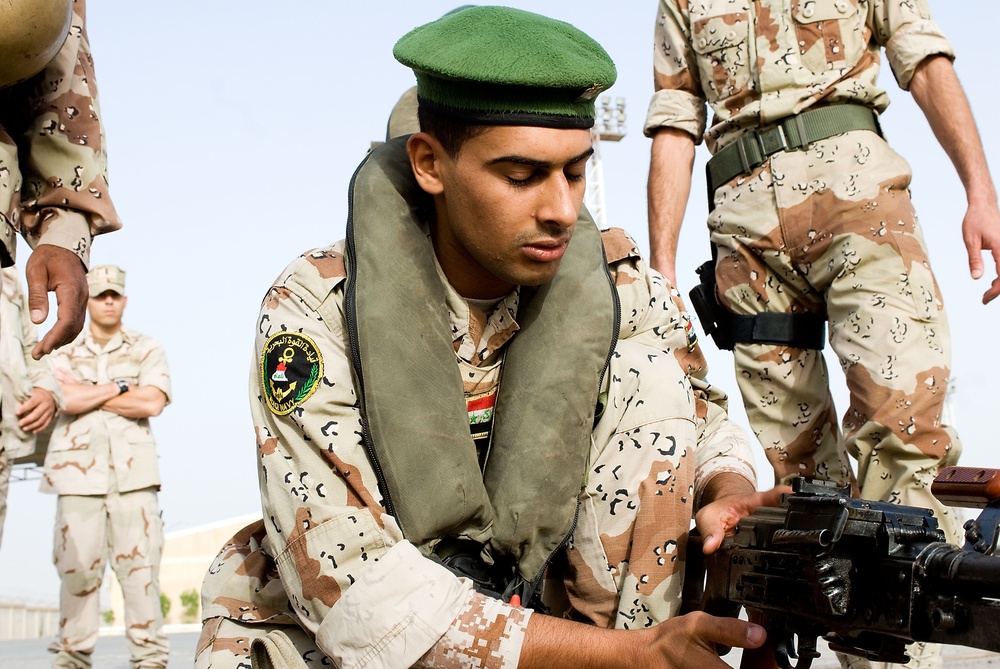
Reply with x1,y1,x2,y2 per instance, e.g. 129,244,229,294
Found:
116,379,130,395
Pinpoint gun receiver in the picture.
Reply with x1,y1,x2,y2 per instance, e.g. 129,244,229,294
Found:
683,466,1000,669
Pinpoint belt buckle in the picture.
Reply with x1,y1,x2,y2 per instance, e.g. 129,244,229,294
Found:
757,125,788,157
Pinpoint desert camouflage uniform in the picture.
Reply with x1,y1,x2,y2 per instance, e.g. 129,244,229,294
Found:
0,0,121,271
42,325,171,669
646,2,961,666
0,266,61,548
646,0,962,532
196,228,756,669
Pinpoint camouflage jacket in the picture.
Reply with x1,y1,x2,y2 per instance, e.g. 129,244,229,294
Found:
644,0,955,152
0,0,121,268
41,325,170,495
200,228,756,668
0,267,61,459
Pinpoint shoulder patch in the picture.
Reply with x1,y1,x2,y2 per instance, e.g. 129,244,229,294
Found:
600,227,640,264
261,332,324,415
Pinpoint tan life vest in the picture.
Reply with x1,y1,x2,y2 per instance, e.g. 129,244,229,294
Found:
344,137,618,594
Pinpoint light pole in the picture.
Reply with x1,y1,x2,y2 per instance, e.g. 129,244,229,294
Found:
586,96,627,230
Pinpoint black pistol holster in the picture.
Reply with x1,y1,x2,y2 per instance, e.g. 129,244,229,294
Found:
689,259,735,350
689,253,827,351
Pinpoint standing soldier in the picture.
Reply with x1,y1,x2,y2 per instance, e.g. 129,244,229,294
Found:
0,266,60,548
0,0,122,358
42,265,170,669
645,2,1000,666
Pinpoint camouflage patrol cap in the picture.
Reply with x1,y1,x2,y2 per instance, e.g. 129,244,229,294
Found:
393,6,617,129
87,265,126,297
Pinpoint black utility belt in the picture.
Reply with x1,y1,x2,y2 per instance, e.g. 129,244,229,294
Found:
705,105,881,204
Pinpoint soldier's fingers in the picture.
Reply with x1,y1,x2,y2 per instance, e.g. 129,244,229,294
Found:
32,275,88,360
714,618,767,651
26,245,89,359
983,275,1000,305
983,248,1000,304
34,289,87,359
18,403,48,432
689,611,767,651
15,394,41,417
24,255,52,326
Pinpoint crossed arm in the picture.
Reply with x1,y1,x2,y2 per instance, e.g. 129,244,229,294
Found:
54,367,167,418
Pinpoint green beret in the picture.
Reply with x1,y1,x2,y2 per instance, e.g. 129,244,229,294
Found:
393,6,617,129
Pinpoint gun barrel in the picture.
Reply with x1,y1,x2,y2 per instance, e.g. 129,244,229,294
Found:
920,543,1000,599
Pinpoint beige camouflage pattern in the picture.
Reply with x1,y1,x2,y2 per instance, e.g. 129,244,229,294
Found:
42,322,171,667
197,228,755,669
644,0,963,547
647,5,963,669
86,263,125,296
41,326,171,495
0,0,121,269
709,131,962,545
643,0,954,151
50,488,168,669
0,267,61,546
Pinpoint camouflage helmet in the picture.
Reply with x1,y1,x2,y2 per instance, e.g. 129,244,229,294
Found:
0,0,73,89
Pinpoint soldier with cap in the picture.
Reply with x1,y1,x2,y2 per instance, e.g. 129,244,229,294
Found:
42,264,170,669
0,0,122,359
197,7,779,669
0,265,60,549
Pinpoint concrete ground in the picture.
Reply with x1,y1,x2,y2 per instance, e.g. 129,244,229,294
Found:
2,627,200,668
3,628,998,667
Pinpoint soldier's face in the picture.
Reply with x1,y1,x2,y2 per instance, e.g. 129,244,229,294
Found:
87,290,126,328
418,125,592,299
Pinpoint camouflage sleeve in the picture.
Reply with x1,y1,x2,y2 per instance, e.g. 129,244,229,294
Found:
10,0,121,267
870,0,954,90
603,228,755,508
19,298,60,404
252,248,529,669
644,0,707,140
136,337,171,405
0,268,60,403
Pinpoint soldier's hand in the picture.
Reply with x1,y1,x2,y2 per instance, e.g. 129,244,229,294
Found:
695,487,787,555
16,387,57,433
963,200,1000,304
25,244,89,359
641,611,766,668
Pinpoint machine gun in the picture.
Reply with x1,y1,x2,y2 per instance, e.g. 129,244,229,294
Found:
682,466,1000,669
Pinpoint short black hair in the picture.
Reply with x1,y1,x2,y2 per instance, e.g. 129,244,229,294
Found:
417,103,490,157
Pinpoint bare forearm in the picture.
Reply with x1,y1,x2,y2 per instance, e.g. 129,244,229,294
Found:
910,55,1000,303
59,381,118,415
701,471,758,506
909,56,997,207
102,386,167,419
519,615,640,669
521,608,763,669
647,128,697,281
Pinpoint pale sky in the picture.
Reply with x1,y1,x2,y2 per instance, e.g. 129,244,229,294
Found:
2,1,997,603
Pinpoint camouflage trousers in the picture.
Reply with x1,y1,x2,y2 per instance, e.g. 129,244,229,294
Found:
0,448,10,549
50,488,169,669
709,130,962,546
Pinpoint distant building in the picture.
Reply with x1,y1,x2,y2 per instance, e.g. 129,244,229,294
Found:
106,514,259,628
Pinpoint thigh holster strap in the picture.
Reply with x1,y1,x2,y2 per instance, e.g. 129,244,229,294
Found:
732,312,826,350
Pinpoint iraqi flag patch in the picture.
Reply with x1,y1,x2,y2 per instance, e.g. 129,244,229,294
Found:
261,332,324,415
